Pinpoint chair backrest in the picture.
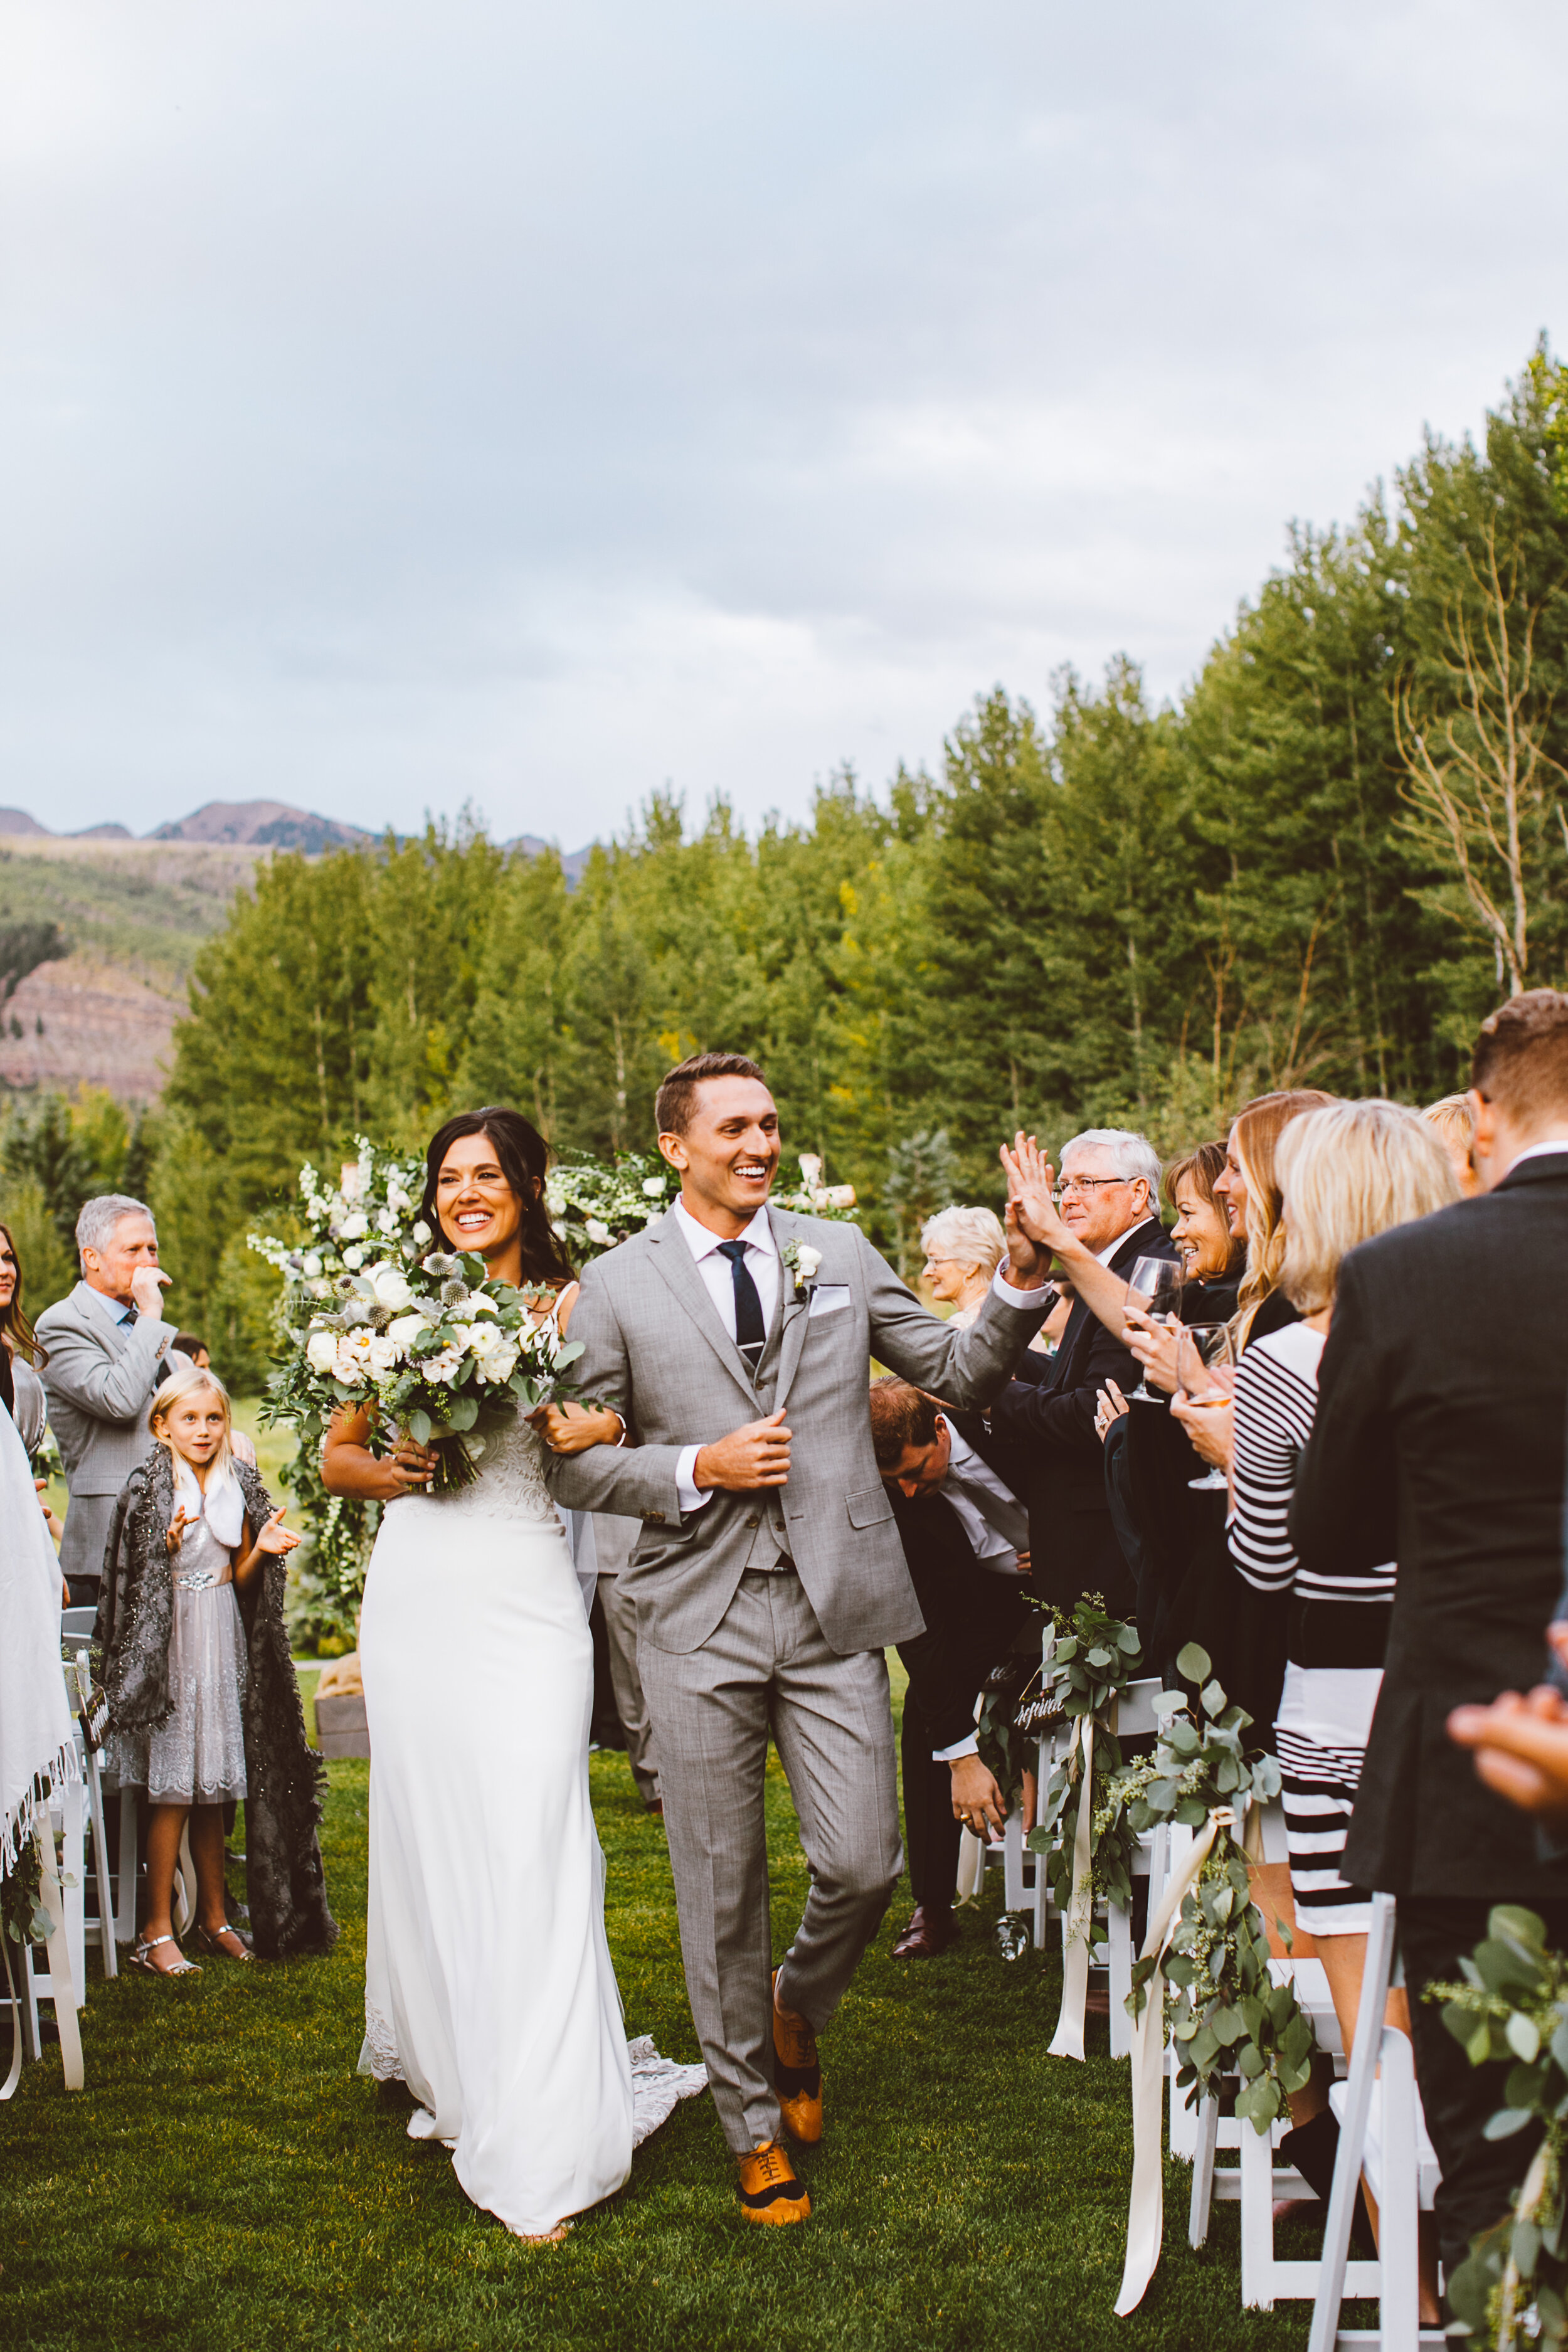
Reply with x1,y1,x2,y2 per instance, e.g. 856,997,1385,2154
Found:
60,1607,97,1641
1116,1677,1179,1738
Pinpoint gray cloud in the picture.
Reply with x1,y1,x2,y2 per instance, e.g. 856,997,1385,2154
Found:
1,0,1564,839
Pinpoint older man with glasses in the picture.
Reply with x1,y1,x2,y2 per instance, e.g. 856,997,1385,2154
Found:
983,1127,1177,1621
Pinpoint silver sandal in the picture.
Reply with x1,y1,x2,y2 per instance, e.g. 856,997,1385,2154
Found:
130,1934,202,1978
192,1922,254,1963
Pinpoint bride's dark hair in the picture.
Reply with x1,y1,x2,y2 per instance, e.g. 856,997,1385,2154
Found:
420,1107,577,1288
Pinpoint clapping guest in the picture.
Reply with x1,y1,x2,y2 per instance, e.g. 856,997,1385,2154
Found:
1421,1094,1481,1199
0,1218,49,1454
920,1206,1006,1326
989,1129,1178,1619
1291,992,1568,2292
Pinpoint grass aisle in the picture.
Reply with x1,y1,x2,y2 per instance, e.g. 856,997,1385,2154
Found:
1,1724,1314,2349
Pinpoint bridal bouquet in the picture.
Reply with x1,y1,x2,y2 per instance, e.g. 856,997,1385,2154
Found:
270,1247,590,1495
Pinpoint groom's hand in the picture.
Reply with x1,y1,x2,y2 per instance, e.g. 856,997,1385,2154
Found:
694,1410,792,1491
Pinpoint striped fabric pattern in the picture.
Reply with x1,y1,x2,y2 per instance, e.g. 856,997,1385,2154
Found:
1230,1322,1389,1935
1230,1326,1396,1606
1275,1725,1372,1934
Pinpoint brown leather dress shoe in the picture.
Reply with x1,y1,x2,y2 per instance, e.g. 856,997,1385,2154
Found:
771,1969,823,2145
737,2138,810,2225
892,1905,957,1959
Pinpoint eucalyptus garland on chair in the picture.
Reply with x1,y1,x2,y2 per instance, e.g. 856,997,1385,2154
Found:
1026,1599,1145,1917
1113,1643,1313,2133
1429,1904,1568,2348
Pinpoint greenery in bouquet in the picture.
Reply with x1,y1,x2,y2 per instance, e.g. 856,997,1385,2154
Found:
273,1248,591,1496
1025,1600,1144,1914
1115,1643,1315,2134
1430,1905,1568,2348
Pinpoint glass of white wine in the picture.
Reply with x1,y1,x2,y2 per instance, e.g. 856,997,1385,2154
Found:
1123,1254,1184,1402
1175,1322,1236,1491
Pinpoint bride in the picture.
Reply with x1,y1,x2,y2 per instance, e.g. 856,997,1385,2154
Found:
324,1105,702,2242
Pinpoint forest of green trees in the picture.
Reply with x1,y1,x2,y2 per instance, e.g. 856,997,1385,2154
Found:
4,349,1567,1388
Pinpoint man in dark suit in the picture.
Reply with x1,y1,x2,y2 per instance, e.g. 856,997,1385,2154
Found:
869,1377,1031,1959
1292,990,1568,2287
988,1128,1179,1619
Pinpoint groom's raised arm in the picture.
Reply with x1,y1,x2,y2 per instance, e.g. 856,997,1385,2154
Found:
540,1268,687,1522
857,1226,1047,1408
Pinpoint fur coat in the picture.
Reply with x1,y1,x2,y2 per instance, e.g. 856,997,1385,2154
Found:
95,1448,337,1960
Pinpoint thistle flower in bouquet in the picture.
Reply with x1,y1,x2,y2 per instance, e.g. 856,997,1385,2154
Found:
281,1247,593,1495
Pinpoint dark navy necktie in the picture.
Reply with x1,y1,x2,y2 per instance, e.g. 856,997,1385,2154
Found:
718,1240,766,1376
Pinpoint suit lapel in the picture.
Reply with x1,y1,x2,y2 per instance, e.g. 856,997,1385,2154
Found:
771,1208,812,1411
645,1210,765,1411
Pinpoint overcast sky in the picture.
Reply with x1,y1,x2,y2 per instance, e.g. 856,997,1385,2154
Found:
1,1,1564,847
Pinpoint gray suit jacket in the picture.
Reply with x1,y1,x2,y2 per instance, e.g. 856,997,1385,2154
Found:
543,1205,1047,1657
36,1281,181,1498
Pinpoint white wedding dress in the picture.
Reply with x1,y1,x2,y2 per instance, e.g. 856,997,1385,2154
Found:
358,1406,704,2235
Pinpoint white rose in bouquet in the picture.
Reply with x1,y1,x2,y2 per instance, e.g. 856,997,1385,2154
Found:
305,1328,338,1375
467,1293,498,1316
411,1220,433,1246
302,1252,322,1278
339,1210,369,1241
387,1311,432,1352
371,1263,415,1311
420,1348,462,1385
368,1335,400,1377
342,1245,365,1270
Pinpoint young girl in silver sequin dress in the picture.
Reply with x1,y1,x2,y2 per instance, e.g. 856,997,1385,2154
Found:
108,1365,300,1976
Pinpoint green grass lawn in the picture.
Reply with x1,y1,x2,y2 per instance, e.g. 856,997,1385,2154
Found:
0,1699,1327,2350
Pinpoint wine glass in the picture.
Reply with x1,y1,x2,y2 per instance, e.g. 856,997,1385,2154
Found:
1123,1254,1184,1402
1175,1322,1236,1490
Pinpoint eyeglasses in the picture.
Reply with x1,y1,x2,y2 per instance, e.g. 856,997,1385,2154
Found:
1052,1175,1132,1200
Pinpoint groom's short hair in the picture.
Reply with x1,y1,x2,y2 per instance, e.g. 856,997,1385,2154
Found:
655,1052,770,1138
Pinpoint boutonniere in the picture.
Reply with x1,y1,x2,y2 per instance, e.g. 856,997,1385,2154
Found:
781,1239,822,1300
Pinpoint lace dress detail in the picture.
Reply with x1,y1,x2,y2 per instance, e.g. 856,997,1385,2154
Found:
360,1995,404,2083
391,1411,561,1528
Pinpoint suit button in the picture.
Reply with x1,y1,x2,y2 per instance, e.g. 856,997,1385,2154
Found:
743,1515,759,1529
645,1512,665,1526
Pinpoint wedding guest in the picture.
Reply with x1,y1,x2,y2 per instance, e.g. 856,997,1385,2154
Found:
1229,1104,1455,2186
1165,1141,1246,1313
920,1206,1005,1324
37,1195,184,1608
0,1218,50,1454
174,1333,211,1369
1291,992,1568,2292
97,1363,335,1971
869,1377,1030,1958
1216,1087,1338,1347
988,1129,1177,1619
1421,1093,1481,1197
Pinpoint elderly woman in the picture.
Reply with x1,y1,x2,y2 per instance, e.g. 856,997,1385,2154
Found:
919,1204,1006,1327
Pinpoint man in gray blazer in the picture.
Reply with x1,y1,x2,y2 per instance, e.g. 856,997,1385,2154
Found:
36,1194,183,1606
542,1052,1051,2225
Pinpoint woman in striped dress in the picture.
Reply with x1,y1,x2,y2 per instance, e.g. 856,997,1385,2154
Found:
1229,1099,1457,2037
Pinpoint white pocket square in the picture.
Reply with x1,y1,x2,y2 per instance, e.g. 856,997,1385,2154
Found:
807,1284,852,1318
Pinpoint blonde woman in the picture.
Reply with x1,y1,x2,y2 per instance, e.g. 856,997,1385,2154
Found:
919,1204,1005,1326
1422,1092,1481,1197
1229,1102,1457,2029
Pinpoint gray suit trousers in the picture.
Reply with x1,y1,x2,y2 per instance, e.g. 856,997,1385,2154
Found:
597,1571,660,1806
637,1568,902,2153
60,1491,118,1596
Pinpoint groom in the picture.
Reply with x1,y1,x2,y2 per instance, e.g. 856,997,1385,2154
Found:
541,1052,1051,2224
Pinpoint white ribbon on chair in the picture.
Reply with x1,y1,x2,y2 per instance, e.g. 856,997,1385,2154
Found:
1047,1715,1095,2061
954,1827,987,1905
1114,1804,1234,2318
36,1824,83,2092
